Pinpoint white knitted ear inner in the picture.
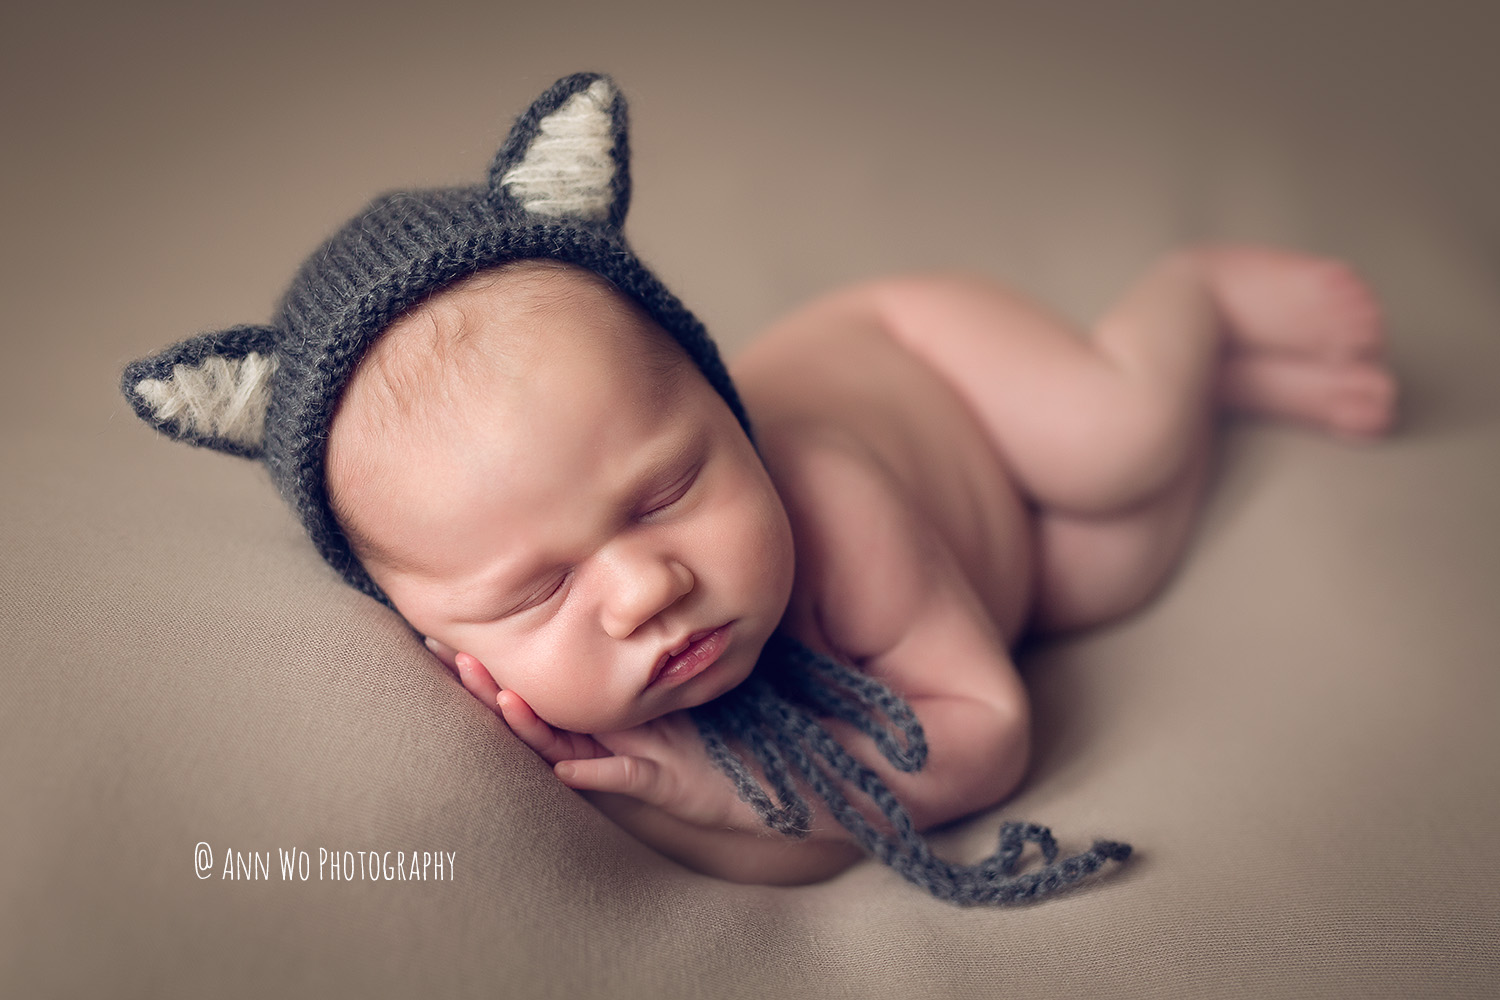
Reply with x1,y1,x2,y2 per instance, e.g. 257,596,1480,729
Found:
501,78,615,220
134,352,278,449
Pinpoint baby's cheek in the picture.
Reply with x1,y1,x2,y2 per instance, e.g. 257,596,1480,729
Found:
532,680,641,734
729,492,795,601
498,624,627,731
755,475,795,559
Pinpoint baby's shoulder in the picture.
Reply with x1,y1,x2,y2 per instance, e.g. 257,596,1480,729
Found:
758,423,944,664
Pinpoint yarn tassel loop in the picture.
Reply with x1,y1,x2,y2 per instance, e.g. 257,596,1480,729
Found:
765,632,927,773
691,632,1132,905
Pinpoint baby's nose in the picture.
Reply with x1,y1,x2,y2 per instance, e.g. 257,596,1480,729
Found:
601,549,694,640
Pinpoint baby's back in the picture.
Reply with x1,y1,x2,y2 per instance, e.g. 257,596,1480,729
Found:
731,280,1036,649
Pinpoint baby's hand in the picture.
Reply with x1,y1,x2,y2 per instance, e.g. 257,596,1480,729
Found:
427,640,767,833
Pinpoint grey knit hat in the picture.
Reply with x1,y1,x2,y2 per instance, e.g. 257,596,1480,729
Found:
122,72,749,605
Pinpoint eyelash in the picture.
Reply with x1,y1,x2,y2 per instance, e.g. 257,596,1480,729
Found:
513,573,568,616
642,466,699,518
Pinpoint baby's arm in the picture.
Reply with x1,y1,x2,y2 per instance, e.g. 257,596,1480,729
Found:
769,430,1032,834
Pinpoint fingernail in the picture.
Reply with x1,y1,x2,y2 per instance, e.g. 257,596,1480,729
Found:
423,637,438,651
556,763,575,781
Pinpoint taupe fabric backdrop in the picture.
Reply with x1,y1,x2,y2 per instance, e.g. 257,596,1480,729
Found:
3,2,1497,997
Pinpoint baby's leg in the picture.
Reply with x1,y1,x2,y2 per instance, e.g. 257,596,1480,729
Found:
873,247,1396,632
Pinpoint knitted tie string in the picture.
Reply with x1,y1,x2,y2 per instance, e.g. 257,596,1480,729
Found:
690,631,1131,905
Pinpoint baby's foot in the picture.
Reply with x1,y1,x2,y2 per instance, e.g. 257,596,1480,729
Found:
1198,245,1398,438
1218,352,1398,439
1200,245,1385,360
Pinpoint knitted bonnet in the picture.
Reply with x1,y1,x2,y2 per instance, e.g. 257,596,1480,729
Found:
122,73,1129,904
122,73,747,606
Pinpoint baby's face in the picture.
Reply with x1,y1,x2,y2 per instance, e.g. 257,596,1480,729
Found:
328,267,795,734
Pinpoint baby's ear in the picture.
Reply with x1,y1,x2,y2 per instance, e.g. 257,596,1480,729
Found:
488,72,630,230
120,324,280,459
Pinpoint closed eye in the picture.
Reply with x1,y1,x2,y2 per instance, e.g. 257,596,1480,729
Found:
508,572,569,617
640,464,700,518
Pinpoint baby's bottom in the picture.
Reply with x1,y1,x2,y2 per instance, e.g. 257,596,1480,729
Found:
870,247,1397,633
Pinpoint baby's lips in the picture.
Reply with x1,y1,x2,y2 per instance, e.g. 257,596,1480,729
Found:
648,623,732,689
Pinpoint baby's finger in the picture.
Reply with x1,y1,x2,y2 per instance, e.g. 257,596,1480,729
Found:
495,690,578,763
554,755,673,807
495,691,611,763
454,652,503,718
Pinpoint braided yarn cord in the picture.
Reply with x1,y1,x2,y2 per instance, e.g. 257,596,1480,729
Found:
689,632,1132,905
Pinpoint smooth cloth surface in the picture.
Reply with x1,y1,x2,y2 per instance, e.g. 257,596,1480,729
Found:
3,2,1498,997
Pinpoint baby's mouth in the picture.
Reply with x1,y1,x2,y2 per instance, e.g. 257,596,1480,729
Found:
649,623,733,689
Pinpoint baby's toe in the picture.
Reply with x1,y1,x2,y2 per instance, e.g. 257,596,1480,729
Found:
1330,364,1399,439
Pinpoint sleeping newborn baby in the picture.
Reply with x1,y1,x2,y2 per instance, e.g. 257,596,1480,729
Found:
123,73,1396,902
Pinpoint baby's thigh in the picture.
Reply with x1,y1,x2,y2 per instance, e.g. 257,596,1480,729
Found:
761,273,1098,416
861,274,1204,513
855,272,1087,354
818,274,1132,440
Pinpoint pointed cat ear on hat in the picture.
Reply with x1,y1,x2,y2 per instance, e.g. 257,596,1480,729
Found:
121,72,748,602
